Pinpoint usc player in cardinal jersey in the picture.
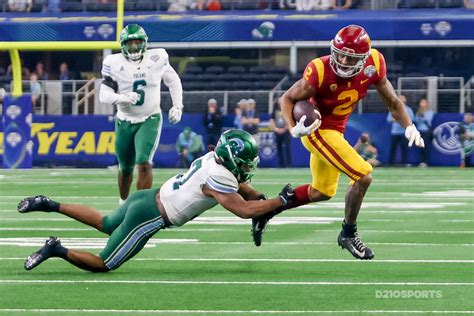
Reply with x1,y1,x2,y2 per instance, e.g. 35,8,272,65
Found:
252,25,425,260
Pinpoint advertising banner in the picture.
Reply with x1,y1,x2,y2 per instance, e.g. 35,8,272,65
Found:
0,10,472,42
0,113,468,168
2,95,33,169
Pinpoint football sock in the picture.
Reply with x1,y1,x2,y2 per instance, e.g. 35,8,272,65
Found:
269,184,311,218
119,198,127,206
342,220,357,238
49,199,60,212
53,244,69,259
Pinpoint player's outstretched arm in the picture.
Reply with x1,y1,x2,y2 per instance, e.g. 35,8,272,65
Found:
203,184,294,219
237,182,266,201
376,77,424,147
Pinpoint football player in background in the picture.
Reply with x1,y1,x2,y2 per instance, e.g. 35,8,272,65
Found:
99,24,184,205
17,130,294,272
252,25,425,260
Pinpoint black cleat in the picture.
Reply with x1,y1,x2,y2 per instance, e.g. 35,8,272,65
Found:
24,237,63,270
17,195,59,213
337,231,374,260
251,216,270,247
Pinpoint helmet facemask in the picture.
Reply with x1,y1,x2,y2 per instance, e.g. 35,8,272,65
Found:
122,39,146,61
330,43,369,78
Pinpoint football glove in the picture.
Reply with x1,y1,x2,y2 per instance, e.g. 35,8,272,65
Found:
405,124,425,147
118,92,140,105
290,115,321,138
169,105,183,124
278,183,295,206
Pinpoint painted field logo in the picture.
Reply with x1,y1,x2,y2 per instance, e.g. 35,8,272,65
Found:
432,121,460,154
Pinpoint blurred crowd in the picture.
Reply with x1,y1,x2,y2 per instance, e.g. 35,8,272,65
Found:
3,0,473,13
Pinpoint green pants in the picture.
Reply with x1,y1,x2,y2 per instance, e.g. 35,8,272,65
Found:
99,188,165,270
115,114,162,174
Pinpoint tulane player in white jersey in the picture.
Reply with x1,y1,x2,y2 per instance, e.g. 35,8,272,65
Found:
99,24,184,205
17,130,295,272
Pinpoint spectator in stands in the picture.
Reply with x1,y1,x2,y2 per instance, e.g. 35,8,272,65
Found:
233,105,243,130
6,63,31,82
204,98,223,146
458,113,474,168
168,0,190,11
207,0,222,10
42,0,61,13
354,132,380,167
270,101,291,167
257,0,279,9
59,62,74,80
29,73,41,109
387,95,414,166
414,98,434,167
465,0,474,8
8,0,32,12
176,127,204,168
332,0,356,9
296,0,331,10
35,61,49,81
241,98,260,144
190,0,206,10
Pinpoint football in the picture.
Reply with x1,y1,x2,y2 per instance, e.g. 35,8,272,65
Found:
293,100,321,127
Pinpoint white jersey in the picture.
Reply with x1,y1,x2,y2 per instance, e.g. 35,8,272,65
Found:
101,48,179,123
160,152,239,226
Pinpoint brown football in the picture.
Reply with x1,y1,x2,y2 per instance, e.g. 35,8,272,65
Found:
293,100,321,127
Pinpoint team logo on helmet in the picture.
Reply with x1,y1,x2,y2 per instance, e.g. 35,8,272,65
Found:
228,138,245,153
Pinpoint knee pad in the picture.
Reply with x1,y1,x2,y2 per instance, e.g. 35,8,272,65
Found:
119,165,134,176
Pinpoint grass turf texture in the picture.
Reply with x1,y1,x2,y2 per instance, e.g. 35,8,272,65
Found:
0,167,473,315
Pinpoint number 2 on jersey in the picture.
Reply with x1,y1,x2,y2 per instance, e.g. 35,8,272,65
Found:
333,89,359,116
133,80,147,106
173,158,203,190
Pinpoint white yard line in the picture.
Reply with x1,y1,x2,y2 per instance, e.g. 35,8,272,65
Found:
0,309,473,314
1,279,473,285
0,258,473,263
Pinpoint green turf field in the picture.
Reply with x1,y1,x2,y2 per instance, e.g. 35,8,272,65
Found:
0,167,473,315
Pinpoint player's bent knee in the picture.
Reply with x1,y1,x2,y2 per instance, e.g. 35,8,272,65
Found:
358,173,373,187
309,186,334,201
120,166,134,176
137,163,152,173
101,216,115,235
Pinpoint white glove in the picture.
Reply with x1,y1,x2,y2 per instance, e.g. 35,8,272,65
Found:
405,124,425,147
168,105,183,124
118,92,140,105
290,115,321,138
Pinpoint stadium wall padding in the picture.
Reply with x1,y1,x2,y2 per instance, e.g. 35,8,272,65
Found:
0,113,469,168
0,10,472,42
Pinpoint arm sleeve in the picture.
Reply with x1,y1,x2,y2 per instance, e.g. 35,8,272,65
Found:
206,173,239,194
161,53,183,109
99,84,123,105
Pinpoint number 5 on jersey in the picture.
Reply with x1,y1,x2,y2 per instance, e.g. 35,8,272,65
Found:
133,79,147,106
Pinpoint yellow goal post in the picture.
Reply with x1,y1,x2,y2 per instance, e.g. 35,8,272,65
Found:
0,0,124,97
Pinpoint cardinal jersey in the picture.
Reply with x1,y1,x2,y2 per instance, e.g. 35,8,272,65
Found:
102,48,172,122
160,152,239,226
303,49,386,133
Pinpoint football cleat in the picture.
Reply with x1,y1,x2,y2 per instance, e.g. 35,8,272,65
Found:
337,231,374,260
24,237,62,270
17,195,59,213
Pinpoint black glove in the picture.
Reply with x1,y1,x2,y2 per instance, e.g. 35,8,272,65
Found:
257,194,268,200
278,183,295,206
